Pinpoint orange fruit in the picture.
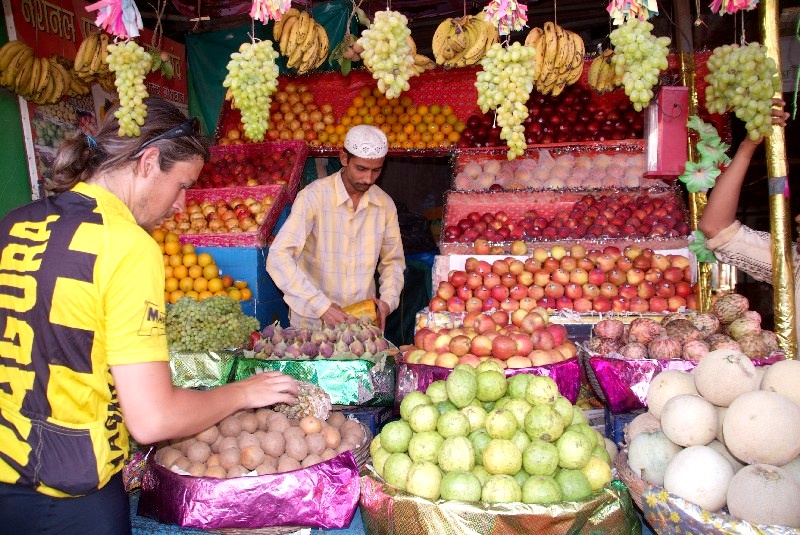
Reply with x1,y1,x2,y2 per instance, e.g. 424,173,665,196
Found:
446,114,458,125
181,243,195,255
392,105,405,116
164,232,180,243
380,124,392,135
193,277,208,292
317,132,329,143
357,106,368,117
164,265,174,279
346,106,358,117
353,95,366,107
172,264,188,280
403,123,415,135
398,113,410,125
168,254,183,268
213,290,227,297
324,124,335,134
158,242,166,254
164,241,181,256
401,140,414,149
427,122,440,134
151,228,166,243
328,133,340,144
416,104,429,115
182,253,197,267
179,277,194,293
434,114,447,125
429,104,442,115
448,131,461,143
454,121,466,133
410,113,423,125
395,131,408,143
202,264,220,279
188,265,204,279
441,105,453,116
234,280,248,289
163,254,170,267
416,122,428,134
351,115,363,126
363,115,374,125
207,277,223,293
198,290,213,301
421,132,433,144
197,253,213,267
364,96,376,107
414,140,426,150
391,123,403,134
240,288,252,301
334,124,346,136
441,123,454,135
375,114,386,125
410,131,422,143
165,277,179,293
169,289,185,304
433,131,445,143
221,275,234,288
340,116,352,126
400,96,413,107
377,96,388,107
164,290,171,303
185,290,199,301
226,287,242,300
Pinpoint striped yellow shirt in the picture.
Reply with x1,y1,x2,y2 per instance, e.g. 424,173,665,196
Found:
267,171,405,327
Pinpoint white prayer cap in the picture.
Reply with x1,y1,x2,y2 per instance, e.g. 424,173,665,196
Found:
344,125,388,159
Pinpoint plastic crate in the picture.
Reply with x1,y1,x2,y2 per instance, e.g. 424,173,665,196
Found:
193,246,281,328
195,141,309,201
334,406,394,436
605,409,644,445
176,185,289,248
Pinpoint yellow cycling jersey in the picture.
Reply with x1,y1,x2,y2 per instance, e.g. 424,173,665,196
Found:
0,182,168,497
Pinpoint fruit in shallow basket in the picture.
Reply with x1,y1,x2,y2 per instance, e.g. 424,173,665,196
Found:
159,195,274,235
195,147,299,188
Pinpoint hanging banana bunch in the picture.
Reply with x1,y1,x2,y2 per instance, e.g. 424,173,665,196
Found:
273,8,331,75
524,22,585,96
432,16,499,68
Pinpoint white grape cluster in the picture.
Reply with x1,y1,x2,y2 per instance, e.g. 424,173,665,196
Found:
166,295,259,353
356,10,415,99
475,42,536,160
106,41,152,137
705,43,781,141
610,18,670,112
222,40,280,142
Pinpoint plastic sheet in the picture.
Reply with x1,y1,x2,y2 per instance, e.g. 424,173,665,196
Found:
169,349,238,389
642,486,800,535
588,352,786,414
359,467,640,535
138,451,360,530
233,355,395,406
394,355,581,410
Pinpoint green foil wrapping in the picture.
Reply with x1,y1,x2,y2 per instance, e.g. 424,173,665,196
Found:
168,349,239,389
359,467,640,535
233,356,396,406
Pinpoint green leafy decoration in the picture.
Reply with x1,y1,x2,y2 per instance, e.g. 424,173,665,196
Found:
355,8,369,26
689,230,718,263
160,61,174,79
687,115,720,141
679,160,721,192
340,57,352,76
697,136,731,167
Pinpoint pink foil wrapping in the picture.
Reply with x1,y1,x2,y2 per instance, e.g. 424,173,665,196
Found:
137,451,360,530
395,356,581,411
589,353,785,414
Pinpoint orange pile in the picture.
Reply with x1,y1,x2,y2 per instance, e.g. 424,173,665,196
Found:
152,230,253,304
320,87,465,150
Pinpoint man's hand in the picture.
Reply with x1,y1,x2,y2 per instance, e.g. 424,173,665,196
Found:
372,296,390,331
320,303,352,326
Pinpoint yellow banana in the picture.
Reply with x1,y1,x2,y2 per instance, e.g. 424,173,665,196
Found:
406,35,417,57
587,55,603,89
273,7,299,42
279,14,298,55
35,57,51,93
313,25,329,68
287,11,310,59
2,47,33,88
542,22,558,72
432,18,456,64
74,33,98,73
457,20,489,66
0,41,29,71
15,55,35,95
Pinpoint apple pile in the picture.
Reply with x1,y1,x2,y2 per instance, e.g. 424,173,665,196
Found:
194,148,299,189
160,195,274,235
459,85,643,147
443,193,690,247
429,244,697,315
407,307,577,369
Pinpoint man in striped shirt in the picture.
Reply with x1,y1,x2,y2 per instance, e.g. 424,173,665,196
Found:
267,125,405,330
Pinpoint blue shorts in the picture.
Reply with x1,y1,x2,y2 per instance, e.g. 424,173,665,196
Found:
0,472,130,534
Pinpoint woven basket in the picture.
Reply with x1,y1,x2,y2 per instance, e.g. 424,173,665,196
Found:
614,448,650,511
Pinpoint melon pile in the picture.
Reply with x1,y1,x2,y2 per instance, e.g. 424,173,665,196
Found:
371,363,616,504
625,354,800,528
588,293,780,361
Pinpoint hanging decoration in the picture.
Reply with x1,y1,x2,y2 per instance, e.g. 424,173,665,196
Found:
85,0,143,39
250,0,293,25
483,0,528,36
708,0,758,15
689,230,719,263
606,0,659,25
678,115,730,193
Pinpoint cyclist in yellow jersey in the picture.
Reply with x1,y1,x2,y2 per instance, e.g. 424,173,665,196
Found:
0,98,298,534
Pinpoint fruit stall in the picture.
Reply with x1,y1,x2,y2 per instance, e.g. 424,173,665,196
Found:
1,0,799,533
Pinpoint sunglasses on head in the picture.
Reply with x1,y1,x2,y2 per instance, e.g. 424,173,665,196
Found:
137,117,200,152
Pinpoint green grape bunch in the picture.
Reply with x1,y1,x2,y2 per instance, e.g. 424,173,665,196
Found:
166,295,260,353
475,42,537,160
705,42,782,141
222,40,280,142
105,40,153,137
610,18,670,112
357,10,415,99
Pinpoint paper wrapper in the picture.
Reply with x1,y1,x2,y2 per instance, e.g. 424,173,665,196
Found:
641,486,800,535
359,467,640,535
233,355,395,406
169,348,238,389
395,355,581,410
138,451,360,530
587,353,786,414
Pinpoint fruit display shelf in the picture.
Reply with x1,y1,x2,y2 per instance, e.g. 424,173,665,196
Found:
196,141,309,201
176,185,289,248
439,187,690,255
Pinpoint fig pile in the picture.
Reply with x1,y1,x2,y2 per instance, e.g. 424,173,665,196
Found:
251,319,391,360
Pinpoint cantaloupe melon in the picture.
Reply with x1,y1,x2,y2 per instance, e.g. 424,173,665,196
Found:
646,370,697,419
692,349,759,407
723,390,800,466
660,394,718,447
707,440,744,472
760,360,800,408
627,430,682,486
781,455,800,486
715,406,727,444
604,438,618,464
663,445,734,512
623,411,661,444
727,464,800,528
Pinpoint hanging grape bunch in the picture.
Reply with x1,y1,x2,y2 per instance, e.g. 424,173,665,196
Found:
475,42,537,160
609,18,670,111
105,40,152,137
356,10,415,99
705,43,781,141
222,40,280,142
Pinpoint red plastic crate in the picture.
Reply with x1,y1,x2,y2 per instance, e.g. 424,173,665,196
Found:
195,141,308,202
439,187,690,254
174,185,289,248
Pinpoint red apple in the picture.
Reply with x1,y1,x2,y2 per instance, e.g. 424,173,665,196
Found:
550,269,570,285
663,266,684,283
656,281,676,298
542,257,560,273
555,296,574,310
430,296,448,311
573,297,593,313
581,284,601,299
456,285,473,301
437,281,456,300
651,254,670,271
519,297,537,311
449,270,468,287
607,269,628,286
465,297,483,313
470,334,493,357
668,255,690,269
592,296,612,313
629,297,650,313
588,268,606,286
564,282,583,300
668,295,687,312
617,256,634,272
544,281,565,299
536,297,557,310
626,268,646,285
648,296,668,313
492,260,510,276
637,281,657,299
618,283,638,300
474,239,491,255
465,272,484,290
595,254,616,272
447,296,466,312
491,284,510,301
474,285,491,301
413,327,433,349
533,270,551,287
509,332,534,356
516,271,534,286
510,308,528,327
500,273,517,288
475,261,492,275
527,285,545,300
644,268,664,283
599,282,619,298
674,281,692,298
491,310,510,326
482,297,500,312
500,298,520,312
509,284,528,301
611,296,630,313
546,324,568,346
685,293,698,310
569,268,589,285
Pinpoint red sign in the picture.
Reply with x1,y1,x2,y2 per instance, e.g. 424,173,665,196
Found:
7,0,187,105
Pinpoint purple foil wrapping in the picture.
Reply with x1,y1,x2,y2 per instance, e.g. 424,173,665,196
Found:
395,356,581,411
137,451,360,530
589,353,785,414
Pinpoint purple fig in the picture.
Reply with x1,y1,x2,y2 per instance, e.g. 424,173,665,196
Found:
297,329,311,343
260,324,276,338
272,342,287,358
300,342,318,358
340,329,355,346
349,340,365,356
356,329,373,343
375,338,389,352
318,341,334,358
333,340,349,354
271,331,284,344
286,343,303,359
364,339,377,355
310,332,328,345
261,341,274,356
323,327,338,343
